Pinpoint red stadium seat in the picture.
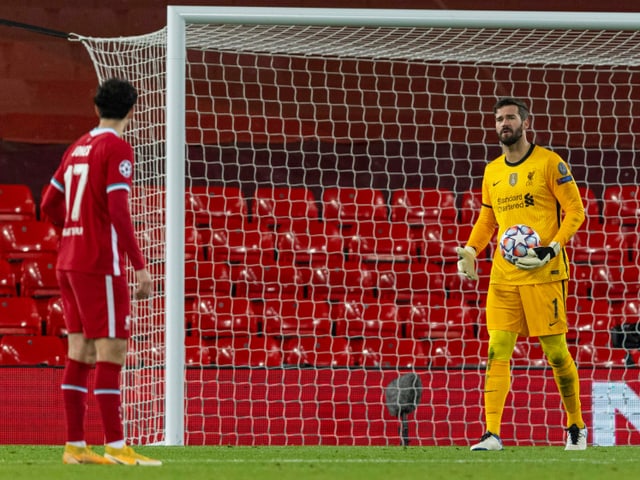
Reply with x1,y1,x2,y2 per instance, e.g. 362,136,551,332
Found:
398,298,477,340
355,337,428,369
308,260,377,302
0,334,66,366
602,185,640,229
511,340,547,368
331,297,400,338
261,297,331,337
619,264,640,300
570,344,629,368
19,255,60,319
571,264,620,301
184,336,212,366
275,220,343,266
0,184,36,222
611,300,640,327
346,220,414,263
208,221,275,264
0,297,42,335
568,306,612,348
591,264,624,301
577,186,602,229
570,226,626,265
374,260,446,304
253,186,319,232
458,188,482,226
321,187,387,231
0,220,59,267
282,335,353,367
139,224,204,262
184,260,232,298
420,223,473,264
232,261,306,301
390,188,457,233
19,255,59,298
427,339,467,368
190,185,248,229
189,295,259,338
45,296,67,337
131,185,204,227
210,335,282,367
427,340,463,368
0,258,17,297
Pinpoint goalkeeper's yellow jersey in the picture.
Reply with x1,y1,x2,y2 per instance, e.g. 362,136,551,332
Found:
467,144,585,285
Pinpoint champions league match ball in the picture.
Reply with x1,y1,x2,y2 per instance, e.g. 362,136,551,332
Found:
499,224,541,264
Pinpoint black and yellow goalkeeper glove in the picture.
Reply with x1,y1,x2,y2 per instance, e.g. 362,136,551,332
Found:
515,241,560,270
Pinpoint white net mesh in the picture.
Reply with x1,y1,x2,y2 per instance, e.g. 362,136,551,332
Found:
78,17,640,446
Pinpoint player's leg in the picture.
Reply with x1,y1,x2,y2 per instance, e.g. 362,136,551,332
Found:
484,329,518,435
522,281,587,450
470,284,522,451
539,333,587,450
75,272,162,466
58,270,115,465
96,335,161,464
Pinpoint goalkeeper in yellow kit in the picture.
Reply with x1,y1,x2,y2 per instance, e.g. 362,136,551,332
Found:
457,97,587,451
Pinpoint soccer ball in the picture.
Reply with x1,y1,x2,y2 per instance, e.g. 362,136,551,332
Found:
499,224,541,264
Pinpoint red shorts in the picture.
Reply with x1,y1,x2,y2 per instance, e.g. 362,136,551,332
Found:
56,270,132,339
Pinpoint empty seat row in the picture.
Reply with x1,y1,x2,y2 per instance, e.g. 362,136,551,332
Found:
0,334,66,366
137,219,638,268
6,290,638,348
131,334,635,369
131,184,640,231
2,183,639,229
131,294,640,343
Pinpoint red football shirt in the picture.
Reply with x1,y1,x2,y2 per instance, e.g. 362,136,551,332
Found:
44,128,145,276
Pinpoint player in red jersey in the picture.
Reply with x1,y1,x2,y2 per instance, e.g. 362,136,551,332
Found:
41,78,161,466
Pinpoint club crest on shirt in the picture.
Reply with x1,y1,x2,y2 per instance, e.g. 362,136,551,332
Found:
509,172,518,186
119,159,133,178
526,171,535,186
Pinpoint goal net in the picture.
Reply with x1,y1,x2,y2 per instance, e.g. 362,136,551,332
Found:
76,7,640,447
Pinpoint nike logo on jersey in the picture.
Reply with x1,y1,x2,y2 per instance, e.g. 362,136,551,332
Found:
549,321,559,327
492,180,501,186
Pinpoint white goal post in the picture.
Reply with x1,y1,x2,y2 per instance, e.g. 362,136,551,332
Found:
76,7,640,447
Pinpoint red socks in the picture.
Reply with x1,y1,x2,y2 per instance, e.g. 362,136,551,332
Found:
94,361,124,444
61,359,92,443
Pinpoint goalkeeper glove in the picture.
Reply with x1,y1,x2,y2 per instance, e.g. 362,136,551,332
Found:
456,246,478,280
515,241,561,270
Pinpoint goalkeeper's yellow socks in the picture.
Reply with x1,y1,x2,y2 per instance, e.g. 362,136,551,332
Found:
484,359,511,436
551,354,585,428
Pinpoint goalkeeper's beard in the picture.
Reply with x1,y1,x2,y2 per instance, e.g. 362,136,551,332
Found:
498,126,524,146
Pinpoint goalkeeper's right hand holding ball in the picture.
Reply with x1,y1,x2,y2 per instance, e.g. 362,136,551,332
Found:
456,246,478,281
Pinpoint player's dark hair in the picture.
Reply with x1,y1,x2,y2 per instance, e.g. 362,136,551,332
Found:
493,97,530,120
94,78,138,120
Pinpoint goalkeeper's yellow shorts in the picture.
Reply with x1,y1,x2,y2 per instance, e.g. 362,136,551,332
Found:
485,280,569,338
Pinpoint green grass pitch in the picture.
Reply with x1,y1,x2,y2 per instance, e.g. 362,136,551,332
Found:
2,445,640,480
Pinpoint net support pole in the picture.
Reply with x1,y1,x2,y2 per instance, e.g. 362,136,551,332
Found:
165,6,186,446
